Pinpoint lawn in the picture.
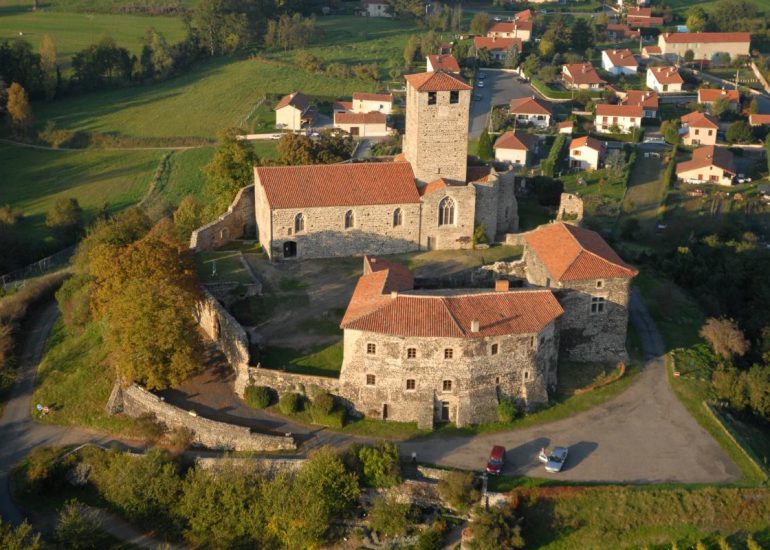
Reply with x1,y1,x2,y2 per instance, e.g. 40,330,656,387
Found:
195,251,254,284
517,197,555,231
258,341,343,377
0,2,186,70
620,151,667,233
387,244,524,277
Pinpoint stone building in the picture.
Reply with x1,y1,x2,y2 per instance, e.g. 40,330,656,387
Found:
339,257,564,429
658,32,750,62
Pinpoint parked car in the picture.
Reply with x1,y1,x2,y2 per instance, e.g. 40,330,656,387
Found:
478,72,487,80
271,133,282,140
476,81,484,88
486,445,506,475
539,446,568,473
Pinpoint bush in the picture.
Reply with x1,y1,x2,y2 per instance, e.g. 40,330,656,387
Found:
472,224,488,246
357,442,402,488
0,519,41,550
311,391,335,415
54,499,110,550
438,470,480,512
23,446,71,494
134,412,167,443
168,426,195,452
244,385,273,409
279,392,301,414
414,523,447,550
541,134,566,177
369,496,411,538
497,398,520,422
467,504,524,549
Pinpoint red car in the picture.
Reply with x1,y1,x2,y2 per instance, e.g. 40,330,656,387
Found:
486,445,506,475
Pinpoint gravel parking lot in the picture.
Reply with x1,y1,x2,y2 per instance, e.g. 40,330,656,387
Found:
469,69,536,138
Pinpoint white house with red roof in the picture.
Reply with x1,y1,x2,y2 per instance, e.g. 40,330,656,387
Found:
595,104,643,134
750,113,770,126
333,111,390,137
509,96,553,128
473,37,522,61
646,66,683,93
487,19,533,42
626,7,664,28
676,145,736,185
426,54,461,74
274,92,315,131
681,111,719,146
562,63,605,90
351,92,393,114
698,88,740,113
601,49,639,76
620,90,659,118
494,131,540,166
569,136,605,170
658,32,751,62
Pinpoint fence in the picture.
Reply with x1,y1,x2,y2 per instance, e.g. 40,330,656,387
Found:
1,245,76,290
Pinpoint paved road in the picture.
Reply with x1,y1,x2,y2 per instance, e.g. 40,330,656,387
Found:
469,69,534,138
402,291,741,483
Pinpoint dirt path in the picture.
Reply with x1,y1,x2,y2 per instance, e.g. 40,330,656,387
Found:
0,138,208,152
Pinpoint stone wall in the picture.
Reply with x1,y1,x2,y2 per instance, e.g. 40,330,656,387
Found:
556,193,584,224
196,457,305,474
472,170,519,242
108,384,296,452
419,185,476,250
246,367,340,397
190,185,256,251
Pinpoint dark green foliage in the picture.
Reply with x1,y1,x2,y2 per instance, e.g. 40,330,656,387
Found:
541,134,566,177
204,127,260,217
311,391,335,415
134,412,167,443
497,398,520,422
0,519,41,550
45,198,83,242
244,385,273,409
621,217,641,241
369,496,411,538
468,504,525,549
54,500,111,550
414,523,447,550
726,120,752,144
56,274,91,331
71,36,133,91
356,441,402,488
532,176,564,207
473,224,488,246
438,470,480,512
279,391,301,414
478,129,494,161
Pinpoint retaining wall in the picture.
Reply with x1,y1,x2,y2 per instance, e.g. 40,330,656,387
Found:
108,384,295,452
247,367,340,397
190,185,256,251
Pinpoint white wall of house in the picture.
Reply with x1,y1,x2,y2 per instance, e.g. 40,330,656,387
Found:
365,3,392,17
569,146,601,171
495,147,530,166
646,71,683,93
601,52,637,75
683,126,717,146
597,115,642,133
276,106,302,130
678,165,734,185
334,121,390,137
512,113,551,128
352,98,393,114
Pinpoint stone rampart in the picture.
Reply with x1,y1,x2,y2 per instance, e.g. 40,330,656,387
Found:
196,457,306,474
247,367,340,397
190,185,256,251
108,384,296,452
556,193,584,224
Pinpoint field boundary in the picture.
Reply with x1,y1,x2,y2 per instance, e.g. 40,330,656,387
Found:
703,402,769,480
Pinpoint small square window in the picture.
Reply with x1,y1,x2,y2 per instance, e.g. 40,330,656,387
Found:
491,343,499,355
444,348,454,359
596,280,603,289
591,296,606,313
407,347,417,359
406,379,416,390
366,374,375,385
442,380,452,392
367,343,376,355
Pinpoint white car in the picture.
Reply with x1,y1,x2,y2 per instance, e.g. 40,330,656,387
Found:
539,446,568,473
271,133,282,140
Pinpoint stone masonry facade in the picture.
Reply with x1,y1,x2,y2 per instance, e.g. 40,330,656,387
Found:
190,185,256,252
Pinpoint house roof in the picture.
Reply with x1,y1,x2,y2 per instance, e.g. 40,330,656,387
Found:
627,7,652,16
418,178,450,196
661,32,751,44
627,13,664,27
404,70,472,91
255,162,420,209
681,111,719,129
642,45,662,55
488,20,533,34
514,9,532,21
494,131,539,151
676,145,736,175
341,257,564,338
570,135,604,151
607,24,640,38
473,36,523,53
648,66,683,85
595,103,644,118
621,90,659,109
509,96,553,115
563,63,605,85
524,223,638,282
467,165,492,183
275,92,310,112
603,49,638,68
352,92,393,103
426,54,461,73
333,101,353,112
558,121,573,130
697,88,740,104
749,113,770,126
334,111,387,124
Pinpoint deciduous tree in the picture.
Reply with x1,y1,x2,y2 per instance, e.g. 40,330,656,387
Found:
204,127,259,216
700,317,749,359
469,12,490,35
467,504,525,549
39,34,57,99
477,128,494,161
6,82,32,131
726,120,752,143
46,197,83,241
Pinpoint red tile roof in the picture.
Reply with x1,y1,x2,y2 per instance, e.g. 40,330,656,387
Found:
333,101,353,112
418,178,450,196
494,130,538,151
661,32,751,44
621,90,659,109
334,111,387,124
648,66,683,85
643,45,662,55
514,9,532,21
342,258,564,338
466,165,492,183
473,36,523,53
352,92,393,103
750,113,770,126
676,145,735,175
681,111,719,129
627,7,652,16
563,63,605,85
627,14,664,27
525,223,638,282
697,88,740,104
607,24,640,38
509,96,553,115
275,92,310,112
405,70,471,91
603,49,638,68
595,103,644,118
427,54,461,73
255,163,420,209
570,135,604,151
488,20,533,34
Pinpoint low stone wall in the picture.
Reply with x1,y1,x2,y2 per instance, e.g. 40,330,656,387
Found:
196,457,306,474
190,185,256,251
247,367,340,397
108,384,296,452
556,193,584,224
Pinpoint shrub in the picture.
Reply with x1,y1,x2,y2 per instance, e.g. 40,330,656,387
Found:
497,398,520,422
369,496,411,538
717,537,733,550
54,499,110,550
472,224,488,246
0,519,41,550
134,412,167,444
438,470,480,512
356,442,401,488
747,535,762,550
541,134,566,177
244,385,273,409
414,523,447,550
467,504,524,549
311,391,335,415
279,392,301,414
24,446,70,493
168,426,195,452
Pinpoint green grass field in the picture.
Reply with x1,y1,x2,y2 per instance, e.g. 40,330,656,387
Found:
0,2,186,69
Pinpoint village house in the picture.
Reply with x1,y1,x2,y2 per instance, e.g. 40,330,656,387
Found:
569,136,605,171
658,32,751,62
626,7,664,28
487,19,533,42
698,88,740,113
646,66,683,93
426,54,461,73
352,92,393,114
749,113,770,126
601,49,639,76
595,104,643,134
607,24,640,41
558,121,574,134
620,90,658,118
641,45,662,58
562,63,606,90
473,37,522,61
274,92,315,131
509,96,553,128
676,145,736,185
494,131,539,166
333,111,390,137
361,0,391,17
681,111,719,146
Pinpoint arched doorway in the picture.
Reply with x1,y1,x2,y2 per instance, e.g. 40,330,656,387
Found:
283,241,297,258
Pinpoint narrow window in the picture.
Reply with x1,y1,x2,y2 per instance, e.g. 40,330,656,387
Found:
591,296,606,313
442,380,452,392
545,277,551,287
407,347,417,359
428,91,437,105
444,348,454,359
344,210,354,229
530,336,535,348
524,371,529,380
438,196,455,226
393,208,402,227
294,213,304,233
491,343,499,355
596,280,603,288
450,90,459,104
366,374,375,385
406,379,416,390
367,343,376,355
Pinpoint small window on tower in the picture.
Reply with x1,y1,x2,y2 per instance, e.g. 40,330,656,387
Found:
366,374,375,385
442,380,452,392
444,348,454,359
428,92,437,105
407,347,417,359
406,379,416,390
491,343,499,355
367,343,376,355
450,91,459,104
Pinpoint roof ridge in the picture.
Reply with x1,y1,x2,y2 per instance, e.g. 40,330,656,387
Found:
441,296,466,336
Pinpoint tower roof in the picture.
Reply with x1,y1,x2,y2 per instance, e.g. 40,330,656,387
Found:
404,70,472,92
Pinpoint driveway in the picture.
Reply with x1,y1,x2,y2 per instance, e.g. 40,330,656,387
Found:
469,69,534,138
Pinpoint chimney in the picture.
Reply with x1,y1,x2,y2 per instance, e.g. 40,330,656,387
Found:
470,320,480,333
391,291,398,298
495,279,510,292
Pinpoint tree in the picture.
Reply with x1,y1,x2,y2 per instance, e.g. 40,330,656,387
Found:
686,7,709,32
204,127,259,216
684,49,695,63
710,0,757,31
749,97,759,114
193,0,248,56
712,96,732,119
421,31,440,58
6,82,32,131
0,519,40,550
39,33,57,99
46,197,83,241
726,120,752,143
467,505,525,549
470,12,490,35
296,50,322,73
438,471,480,511
173,195,203,243
356,442,402,488
145,28,174,79
451,4,462,32
404,35,420,66
369,496,411,538
478,128,494,161
54,500,110,550
661,119,681,145
570,18,594,52
700,317,749,359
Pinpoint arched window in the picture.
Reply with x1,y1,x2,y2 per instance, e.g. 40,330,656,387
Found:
344,210,354,229
393,208,402,227
294,213,304,233
438,197,455,226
